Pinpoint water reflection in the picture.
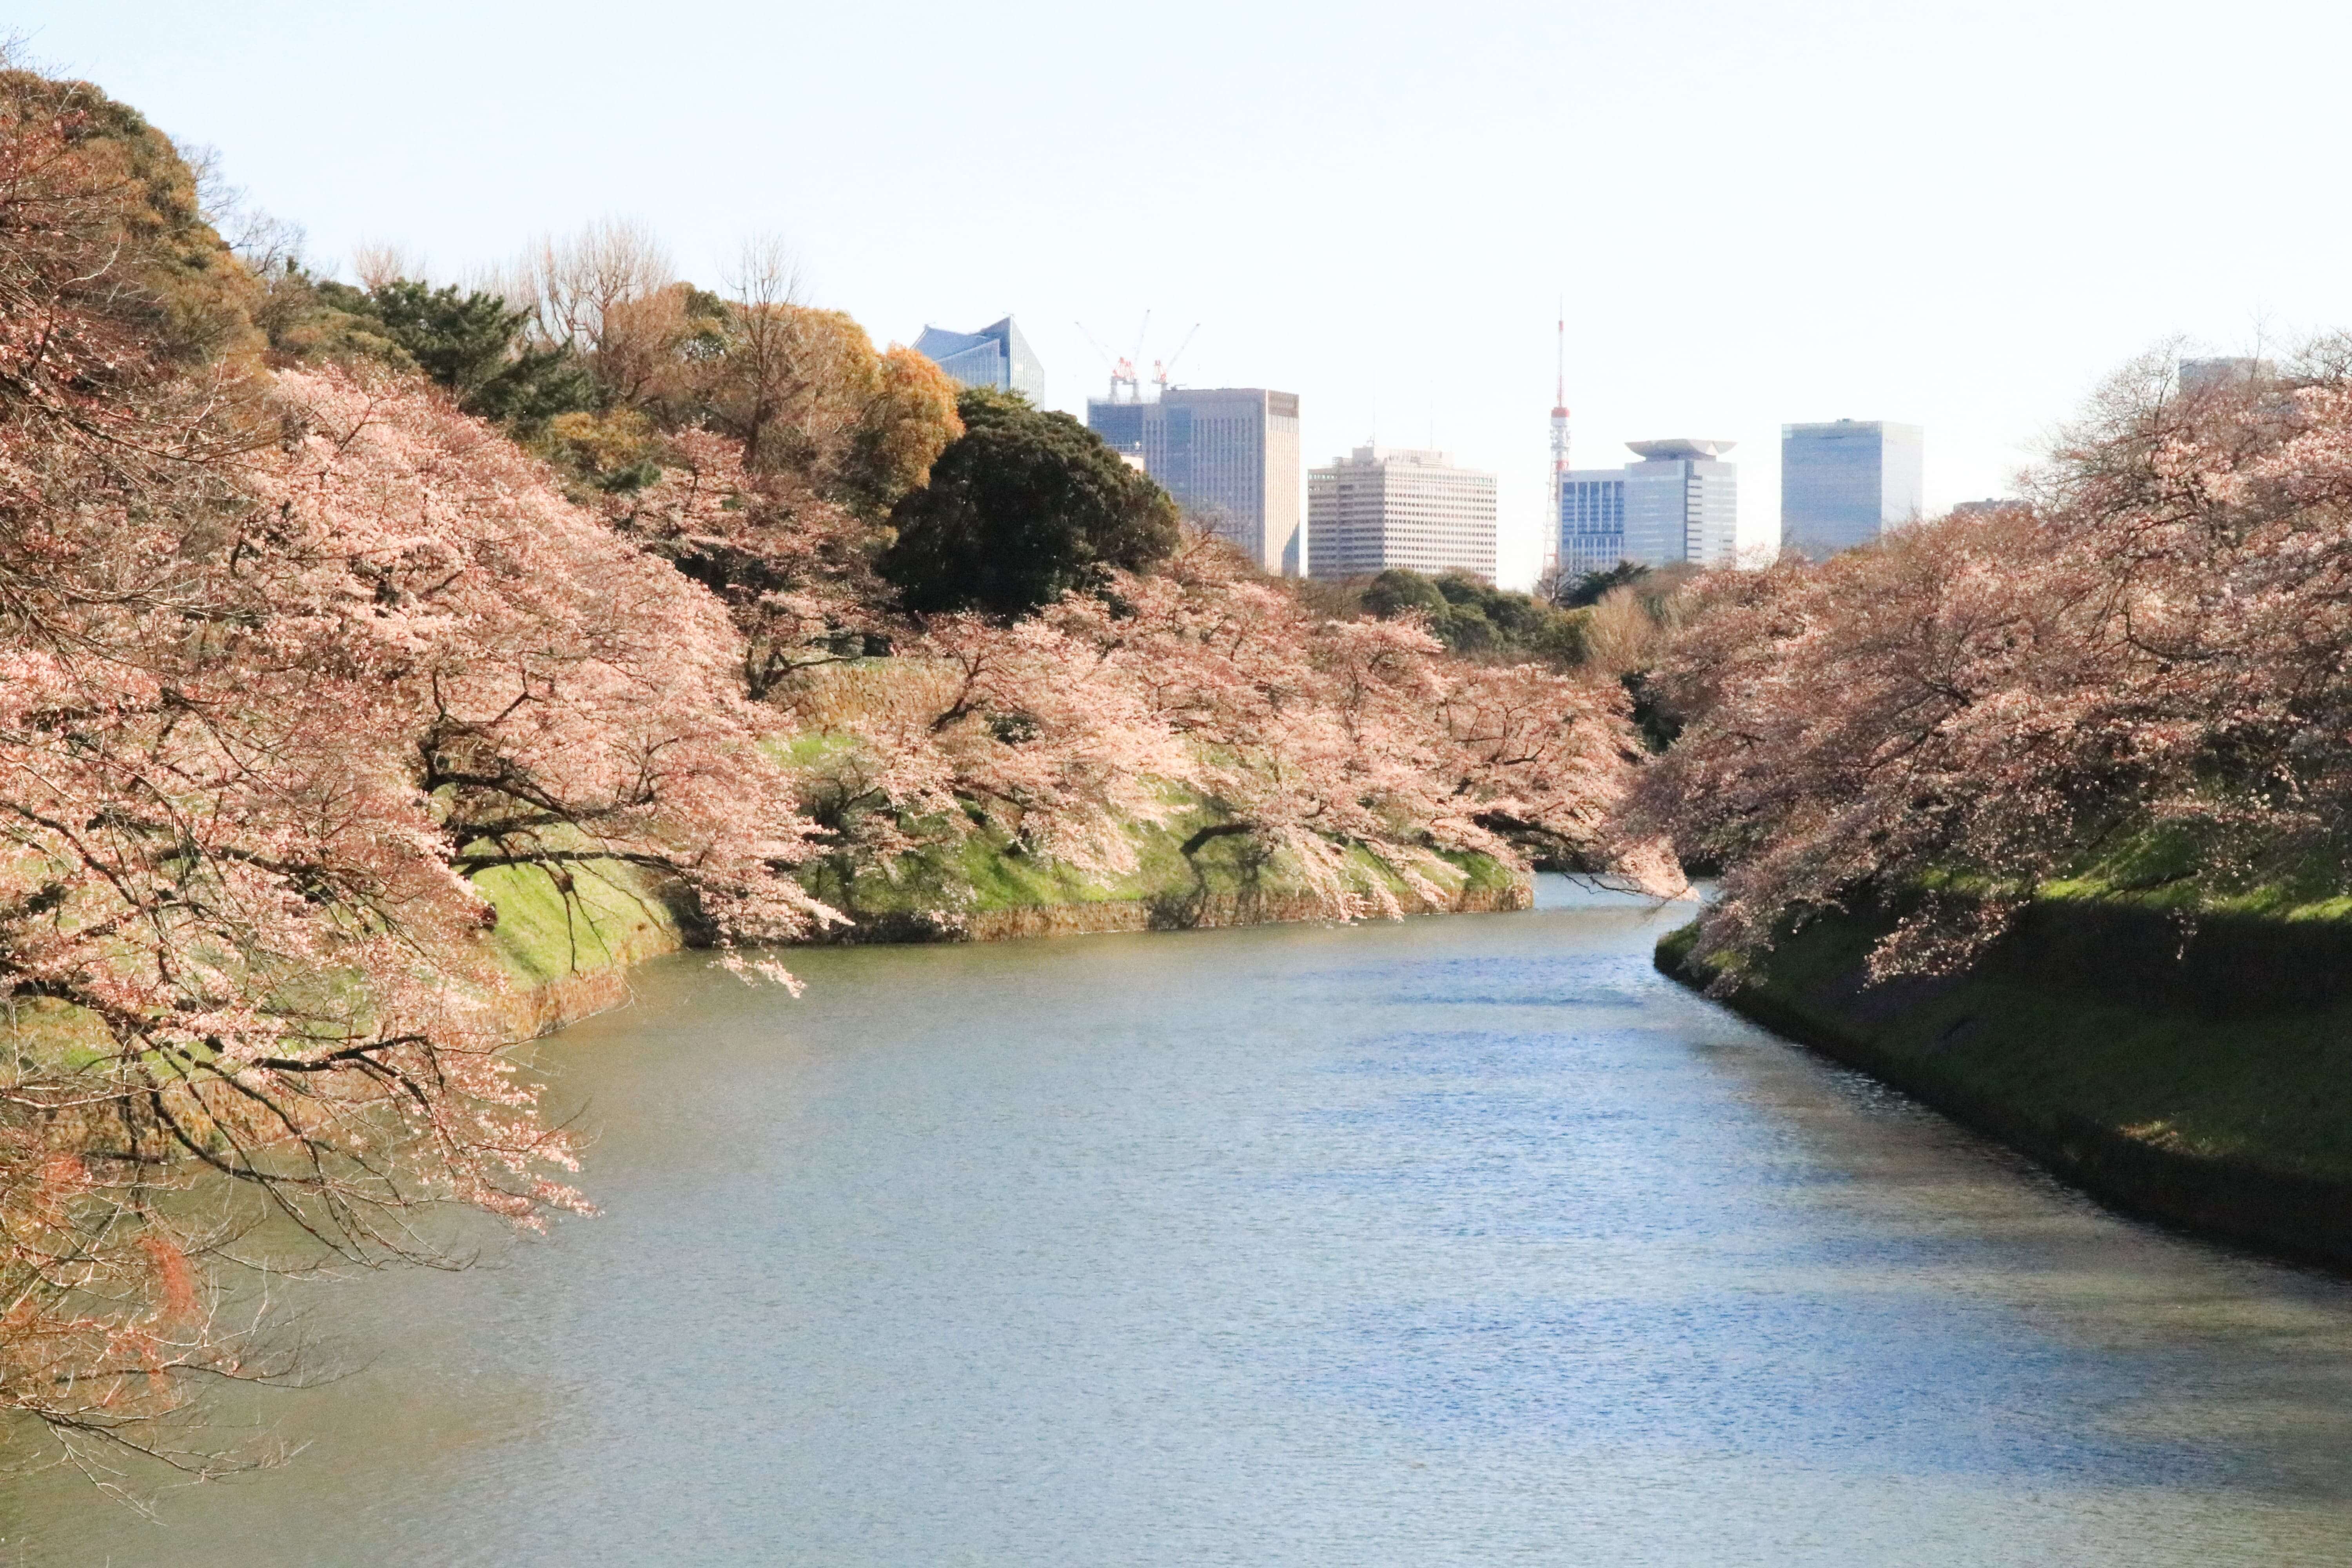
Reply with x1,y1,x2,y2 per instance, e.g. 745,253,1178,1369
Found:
11,879,2352,1566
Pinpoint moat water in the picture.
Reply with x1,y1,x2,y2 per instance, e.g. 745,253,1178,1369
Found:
15,879,2352,1565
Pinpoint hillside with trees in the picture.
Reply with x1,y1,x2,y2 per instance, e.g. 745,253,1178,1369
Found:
1628,351,2352,978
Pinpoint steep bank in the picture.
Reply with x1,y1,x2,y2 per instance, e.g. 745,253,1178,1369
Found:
1657,901,2352,1268
795,808,1530,943
477,817,1528,1033
477,861,688,1035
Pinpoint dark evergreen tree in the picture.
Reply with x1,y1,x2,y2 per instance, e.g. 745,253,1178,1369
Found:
1361,567,1586,663
1558,560,1648,608
355,279,595,430
879,388,1180,618
1360,568,1447,621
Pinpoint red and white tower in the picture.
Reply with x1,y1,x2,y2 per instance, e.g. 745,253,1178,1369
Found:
1545,305,1571,579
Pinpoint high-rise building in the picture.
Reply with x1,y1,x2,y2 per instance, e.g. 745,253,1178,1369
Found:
1779,420,1923,561
1087,388,1302,575
1307,447,1497,581
1557,469,1627,575
912,317,1046,403
1623,439,1739,567
2179,357,2265,396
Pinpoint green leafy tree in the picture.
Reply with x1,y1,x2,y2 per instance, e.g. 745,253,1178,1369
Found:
1360,568,1588,663
879,387,1180,617
1360,568,1447,620
250,261,411,367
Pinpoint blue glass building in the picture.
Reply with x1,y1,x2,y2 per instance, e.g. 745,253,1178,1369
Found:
1622,439,1739,568
911,317,1046,403
1086,389,1302,575
1557,469,1628,575
1779,420,1923,561
1556,442,1736,572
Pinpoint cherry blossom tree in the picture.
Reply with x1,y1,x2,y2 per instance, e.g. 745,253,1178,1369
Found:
0,68,830,1476
1623,348,2352,982
1071,540,1671,912
772,534,1677,916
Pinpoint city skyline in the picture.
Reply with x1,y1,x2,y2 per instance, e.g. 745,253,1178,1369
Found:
899,314,1948,581
889,305,1900,583
36,0,2337,589
898,312,1936,582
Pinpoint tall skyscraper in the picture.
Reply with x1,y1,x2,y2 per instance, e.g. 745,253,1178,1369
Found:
912,317,1046,403
1557,469,1627,575
1087,388,1302,575
1307,447,1497,581
1623,439,1739,567
1779,420,1923,561
2179,357,2264,395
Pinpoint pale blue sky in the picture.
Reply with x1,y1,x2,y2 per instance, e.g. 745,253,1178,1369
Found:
19,0,2346,584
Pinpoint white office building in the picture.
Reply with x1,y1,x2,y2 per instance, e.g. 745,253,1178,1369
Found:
1307,446,1498,581
1622,439,1739,567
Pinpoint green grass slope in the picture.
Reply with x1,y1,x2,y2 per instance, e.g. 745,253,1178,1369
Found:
474,860,686,989
797,797,1525,942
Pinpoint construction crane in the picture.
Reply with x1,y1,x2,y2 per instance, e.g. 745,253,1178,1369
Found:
1082,312,1203,403
1075,321,1140,404
1152,322,1201,394
1551,300,1572,477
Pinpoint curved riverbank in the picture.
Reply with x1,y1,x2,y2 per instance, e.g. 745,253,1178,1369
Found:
1657,904,2352,1269
788,809,1530,944
482,828,1530,1032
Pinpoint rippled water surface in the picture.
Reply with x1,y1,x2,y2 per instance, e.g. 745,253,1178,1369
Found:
16,880,2352,1564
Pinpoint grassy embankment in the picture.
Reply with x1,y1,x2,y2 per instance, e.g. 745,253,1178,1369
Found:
794,791,1527,943
0,858,688,1060
473,857,691,1034
1657,835,2352,1265
107,655,1535,1038
472,794,1527,1029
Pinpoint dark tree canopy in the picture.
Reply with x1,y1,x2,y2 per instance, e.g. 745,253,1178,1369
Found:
1359,568,1586,663
1556,561,1649,608
344,278,595,429
878,387,1180,617
1359,568,1448,621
